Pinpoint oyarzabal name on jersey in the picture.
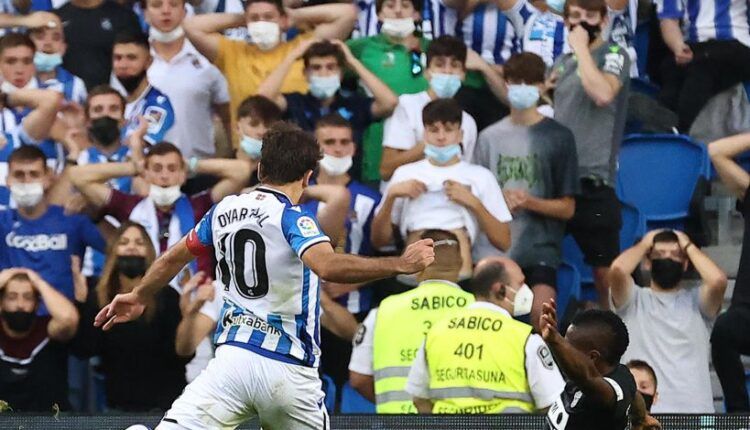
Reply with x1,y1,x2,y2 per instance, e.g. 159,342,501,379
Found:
222,310,281,336
217,207,269,228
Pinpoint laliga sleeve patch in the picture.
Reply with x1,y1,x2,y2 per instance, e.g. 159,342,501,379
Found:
354,324,366,346
297,216,320,238
537,344,555,370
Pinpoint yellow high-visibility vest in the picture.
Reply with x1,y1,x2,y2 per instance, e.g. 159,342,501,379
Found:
424,304,535,414
372,280,474,414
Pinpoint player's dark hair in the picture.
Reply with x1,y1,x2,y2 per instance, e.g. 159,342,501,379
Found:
564,0,607,19
243,0,285,14
259,122,322,185
471,261,510,299
237,95,282,126
627,359,658,389
426,36,466,69
503,52,546,85
303,40,345,69
85,85,127,118
0,33,35,56
315,113,352,131
113,31,150,51
8,145,47,170
422,98,462,127
145,142,184,167
571,309,630,365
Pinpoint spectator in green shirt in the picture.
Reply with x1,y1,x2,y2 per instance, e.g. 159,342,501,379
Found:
345,0,430,185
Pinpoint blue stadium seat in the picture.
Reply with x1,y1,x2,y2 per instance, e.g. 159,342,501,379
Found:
634,21,650,79
341,381,376,414
556,261,581,326
321,374,337,413
616,134,709,230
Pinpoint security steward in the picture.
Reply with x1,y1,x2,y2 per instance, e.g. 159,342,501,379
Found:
405,257,565,414
348,230,475,413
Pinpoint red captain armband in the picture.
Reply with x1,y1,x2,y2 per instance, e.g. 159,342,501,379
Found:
186,229,208,256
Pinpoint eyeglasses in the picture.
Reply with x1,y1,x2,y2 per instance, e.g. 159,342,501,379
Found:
410,51,423,77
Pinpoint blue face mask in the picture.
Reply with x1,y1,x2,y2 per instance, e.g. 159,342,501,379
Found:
33,52,63,73
424,143,461,165
240,135,263,159
429,73,462,98
309,75,341,99
547,0,565,13
508,84,541,110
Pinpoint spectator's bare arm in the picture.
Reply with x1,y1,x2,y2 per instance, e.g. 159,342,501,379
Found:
11,88,63,142
194,158,252,202
708,132,750,199
568,27,622,106
609,230,662,308
659,19,693,65
0,11,60,29
183,13,246,63
380,145,425,180
444,180,511,251
257,37,318,111
466,49,508,104
350,371,376,402
23,269,79,342
175,272,217,357
287,3,357,41
370,180,426,249
674,231,727,317
69,162,139,208
320,291,358,341
302,184,351,248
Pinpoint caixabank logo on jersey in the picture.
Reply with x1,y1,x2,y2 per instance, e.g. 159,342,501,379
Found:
221,308,281,337
5,232,68,252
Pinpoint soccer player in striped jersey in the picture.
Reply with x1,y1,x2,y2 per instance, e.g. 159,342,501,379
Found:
94,122,435,430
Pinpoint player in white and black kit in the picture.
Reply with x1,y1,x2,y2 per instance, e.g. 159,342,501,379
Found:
540,304,661,430
93,122,435,430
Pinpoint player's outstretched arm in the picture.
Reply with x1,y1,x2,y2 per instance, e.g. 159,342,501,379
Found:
302,239,435,283
540,300,618,408
95,237,195,331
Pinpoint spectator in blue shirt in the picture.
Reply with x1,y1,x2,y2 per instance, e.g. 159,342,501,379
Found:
0,145,106,311
109,31,175,145
258,39,398,181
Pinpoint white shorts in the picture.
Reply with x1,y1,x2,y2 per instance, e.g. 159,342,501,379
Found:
156,345,329,430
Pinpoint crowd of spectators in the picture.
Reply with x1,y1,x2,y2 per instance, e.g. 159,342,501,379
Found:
0,0,746,417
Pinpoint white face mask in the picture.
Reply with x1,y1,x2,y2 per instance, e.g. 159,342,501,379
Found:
381,18,415,38
149,25,185,43
247,21,281,51
319,154,353,176
10,182,44,208
507,283,534,316
149,184,182,206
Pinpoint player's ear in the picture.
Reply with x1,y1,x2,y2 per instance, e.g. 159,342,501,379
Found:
302,170,313,187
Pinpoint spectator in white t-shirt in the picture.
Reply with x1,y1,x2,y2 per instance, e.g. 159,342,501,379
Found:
145,0,231,160
379,36,478,183
609,229,727,413
371,98,511,278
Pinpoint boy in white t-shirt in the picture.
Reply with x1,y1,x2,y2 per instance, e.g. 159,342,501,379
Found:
371,98,511,277
379,36,479,183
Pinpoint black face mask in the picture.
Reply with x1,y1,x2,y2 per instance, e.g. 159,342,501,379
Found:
116,71,147,94
651,258,684,290
88,116,121,146
641,392,655,411
2,310,35,332
116,255,147,279
575,21,602,43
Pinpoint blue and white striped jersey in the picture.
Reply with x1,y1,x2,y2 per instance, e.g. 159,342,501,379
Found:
189,187,331,367
657,0,750,47
353,0,380,38
504,0,567,67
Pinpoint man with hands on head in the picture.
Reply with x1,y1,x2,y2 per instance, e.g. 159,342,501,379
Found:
0,266,79,412
539,301,660,429
608,229,727,413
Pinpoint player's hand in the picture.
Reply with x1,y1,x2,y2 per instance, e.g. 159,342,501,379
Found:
634,415,662,430
540,299,561,343
389,179,427,200
94,291,146,331
444,180,478,209
180,272,214,317
398,239,435,274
